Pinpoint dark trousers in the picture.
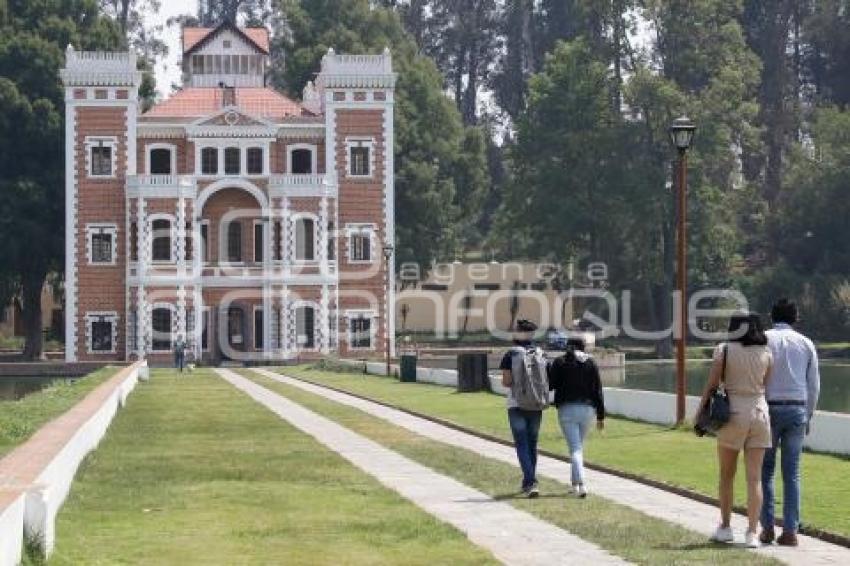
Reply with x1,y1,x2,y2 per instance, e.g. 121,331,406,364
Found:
507,408,542,489
174,351,185,372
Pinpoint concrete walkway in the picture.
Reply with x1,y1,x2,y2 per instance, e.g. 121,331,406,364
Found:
254,368,850,566
215,368,629,566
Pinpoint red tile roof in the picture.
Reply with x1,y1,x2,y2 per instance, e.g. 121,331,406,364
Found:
182,26,270,54
143,87,309,119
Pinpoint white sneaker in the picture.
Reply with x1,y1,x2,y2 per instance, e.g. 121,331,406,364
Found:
745,531,760,548
576,484,587,498
711,526,734,543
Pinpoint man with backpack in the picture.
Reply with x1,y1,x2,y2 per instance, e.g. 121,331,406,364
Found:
548,337,605,498
500,319,550,497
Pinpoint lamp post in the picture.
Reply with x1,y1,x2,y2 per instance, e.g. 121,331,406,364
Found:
669,115,696,425
382,243,395,377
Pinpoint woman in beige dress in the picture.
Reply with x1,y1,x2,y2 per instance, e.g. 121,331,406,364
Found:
700,313,773,548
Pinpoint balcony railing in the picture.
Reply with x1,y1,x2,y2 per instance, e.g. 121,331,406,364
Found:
268,174,336,197
127,175,195,191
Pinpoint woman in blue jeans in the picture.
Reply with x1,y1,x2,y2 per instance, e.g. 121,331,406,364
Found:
548,338,605,497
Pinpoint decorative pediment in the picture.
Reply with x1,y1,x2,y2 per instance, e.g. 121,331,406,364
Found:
187,107,278,138
198,111,264,127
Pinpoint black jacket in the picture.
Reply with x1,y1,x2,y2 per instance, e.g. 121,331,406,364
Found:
548,351,605,420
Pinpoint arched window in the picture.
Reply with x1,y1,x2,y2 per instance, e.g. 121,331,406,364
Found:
151,219,172,262
201,147,218,174
295,217,315,261
296,305,315,348
227,220,242,263
151,307,172,351
291,148,313,174
149,148,172,174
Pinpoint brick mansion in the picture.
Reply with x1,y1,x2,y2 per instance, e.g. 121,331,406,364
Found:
60,22,396,363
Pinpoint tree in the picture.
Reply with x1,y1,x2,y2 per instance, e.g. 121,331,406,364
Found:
273,0,489,267
199,0,270,26
99,0,166,107
491,0,536,121
0,1,122,359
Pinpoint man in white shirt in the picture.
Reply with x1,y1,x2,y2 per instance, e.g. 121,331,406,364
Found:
760,299,820,547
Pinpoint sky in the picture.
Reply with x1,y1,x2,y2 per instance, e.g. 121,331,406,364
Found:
149,0,197,96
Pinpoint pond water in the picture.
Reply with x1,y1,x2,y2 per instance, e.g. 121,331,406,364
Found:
603,361,850,414
0,376,71,401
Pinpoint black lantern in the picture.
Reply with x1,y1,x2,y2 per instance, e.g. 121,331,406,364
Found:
382,243,394,261
669,115,696,152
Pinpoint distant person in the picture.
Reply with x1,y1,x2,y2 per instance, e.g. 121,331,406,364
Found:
174,335,186,373
547,337,604,498
500,319,549,498
700,313,773,548
760,299,820,547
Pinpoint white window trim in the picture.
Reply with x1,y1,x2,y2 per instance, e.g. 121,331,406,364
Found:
201,307,211,352
194,140,271,178
252,219,265,263
146,143,177,175
85,136,118,179
287,143,317,174
222,218,245,266
345,310,377,351
199,219,211,264
253,305,265,350
245,145,267,176
292,212,319,264
85,311,118,354
345,223,376,264
293,301,320,351
345,137,375,179
223,145,241,175
86,223,118,266
150,302,176,352
198,145,220,175
148,213,176,264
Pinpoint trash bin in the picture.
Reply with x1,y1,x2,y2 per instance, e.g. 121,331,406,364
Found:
400,354,417,382
457,353,490,392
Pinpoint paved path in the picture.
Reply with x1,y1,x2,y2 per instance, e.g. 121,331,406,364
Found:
254,368,850,566
216,369,629,566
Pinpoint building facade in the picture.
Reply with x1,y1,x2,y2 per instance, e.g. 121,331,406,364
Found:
61,23,396,363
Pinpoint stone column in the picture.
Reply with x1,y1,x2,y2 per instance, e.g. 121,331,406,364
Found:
176,195,186,273
319,196,328,272
135,286,147,357
320,284,330,353
193,286,203,360
177,285,187,344
262,215,272,360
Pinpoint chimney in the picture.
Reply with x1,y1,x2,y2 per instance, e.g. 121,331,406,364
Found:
219,82,236,107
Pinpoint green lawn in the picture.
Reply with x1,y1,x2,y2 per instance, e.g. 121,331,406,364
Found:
0,366,118,458
244,369,779,565
46,369,496,565
278,365,850,539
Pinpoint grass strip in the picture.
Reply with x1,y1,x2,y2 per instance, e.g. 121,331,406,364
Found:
277,365,850,540
245,369,780,566
44,369,497,565
0,366,118,458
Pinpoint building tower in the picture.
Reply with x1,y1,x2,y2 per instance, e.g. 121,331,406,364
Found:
60,47,142,362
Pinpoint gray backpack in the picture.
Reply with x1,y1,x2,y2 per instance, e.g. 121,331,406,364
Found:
510,346,549,411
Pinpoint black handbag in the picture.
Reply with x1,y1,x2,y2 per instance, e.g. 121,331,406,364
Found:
694,345,731,436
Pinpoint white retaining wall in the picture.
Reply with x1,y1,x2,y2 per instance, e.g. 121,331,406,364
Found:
0,361,144,565
340,358,850,456
0,494,24,566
